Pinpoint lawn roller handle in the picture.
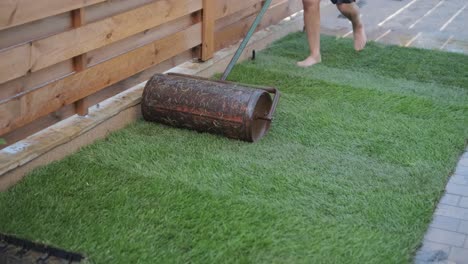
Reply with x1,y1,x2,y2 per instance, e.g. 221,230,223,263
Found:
256,87,280,121
220,0,273,81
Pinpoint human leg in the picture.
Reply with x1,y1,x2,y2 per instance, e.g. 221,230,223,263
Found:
297,0,322,67
336,1,367,51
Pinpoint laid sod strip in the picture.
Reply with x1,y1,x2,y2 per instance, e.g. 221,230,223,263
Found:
265,33,468,88
1,34,467,263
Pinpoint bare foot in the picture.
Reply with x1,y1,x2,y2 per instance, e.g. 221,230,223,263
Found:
353,25,367,51
297,55,322,67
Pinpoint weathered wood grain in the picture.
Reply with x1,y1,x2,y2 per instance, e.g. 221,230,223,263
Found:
201,0,215,61
86,14,194,67
215,0,301,50
71,8,88,116
0,0,202,84
1,50,194,147
0,0,105,30
0,24,202,135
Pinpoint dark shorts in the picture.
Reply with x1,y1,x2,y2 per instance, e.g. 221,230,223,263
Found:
330,0,355,4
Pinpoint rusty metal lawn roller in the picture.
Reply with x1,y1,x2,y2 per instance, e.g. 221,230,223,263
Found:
141,0,279,142
141,74,279,142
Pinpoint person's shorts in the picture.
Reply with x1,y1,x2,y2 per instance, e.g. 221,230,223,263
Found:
330,0,355,4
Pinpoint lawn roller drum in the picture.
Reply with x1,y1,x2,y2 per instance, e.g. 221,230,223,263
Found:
141,0,279,142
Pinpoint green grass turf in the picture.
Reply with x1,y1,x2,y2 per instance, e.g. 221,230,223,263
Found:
1,34,468,263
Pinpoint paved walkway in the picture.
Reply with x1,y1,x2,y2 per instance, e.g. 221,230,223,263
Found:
415,153,468,263
319,0,468,53
317,0,468,262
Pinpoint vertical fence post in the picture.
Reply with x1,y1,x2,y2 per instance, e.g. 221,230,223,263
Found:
71,8,89,116
201,0,215,61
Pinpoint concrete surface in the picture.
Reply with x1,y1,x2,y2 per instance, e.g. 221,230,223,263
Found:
319,0,468,53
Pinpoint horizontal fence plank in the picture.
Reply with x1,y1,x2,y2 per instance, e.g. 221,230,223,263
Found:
0,0,156,49
83,49,195,111
215,0,284,30
1,104,76,149
0,0,202,84
0,23,202,136
0,0,105,30
85,0,154,24
214,0,260,20
213,0,289,20
0,12,72,50
0,15,195,101
86,14,195,67
215,0,301,51
0,60,74,102
30,0,201,71
1,50,195,148
0,44,31,85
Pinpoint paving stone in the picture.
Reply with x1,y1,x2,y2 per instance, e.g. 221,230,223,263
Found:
440,194,462,206
455,166,468,177
448,247,468,264
446,183,468,196
465,238,468,249
431,261,456,264
449,174,468,186
436,204,468,221
415,241,451,264
460,158,468,167
424,228,466,247
431,215,461,232
458,220,468,235
460,197,468,208
415,250,450,263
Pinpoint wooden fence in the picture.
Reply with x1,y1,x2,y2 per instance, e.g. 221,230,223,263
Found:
0,0,302,146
